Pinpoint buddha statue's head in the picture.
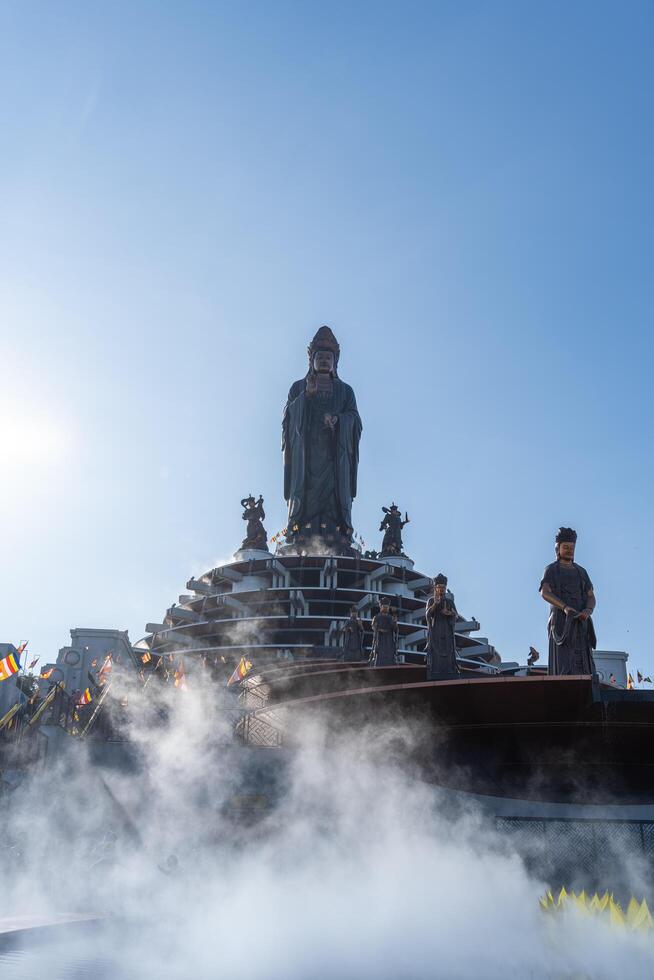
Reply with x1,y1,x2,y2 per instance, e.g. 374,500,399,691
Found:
313,349,335,374
307,326,340,376
433,573,448,601
555,527,577,561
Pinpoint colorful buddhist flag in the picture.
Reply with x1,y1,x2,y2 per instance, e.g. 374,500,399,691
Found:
173,659,187,689
78,688,92,705
98,653,113,685
141,651,152,664
40,667,55,680
28,657,39,670
227,656,253,687
628,674,635,690
638,671,643,684
0,651,21,682
644,676,652,684
16,642,28,657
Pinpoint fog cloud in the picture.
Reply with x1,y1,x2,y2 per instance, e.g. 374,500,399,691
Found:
2,678,652,978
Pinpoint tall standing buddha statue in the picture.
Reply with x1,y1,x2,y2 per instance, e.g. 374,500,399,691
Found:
282,327,362,552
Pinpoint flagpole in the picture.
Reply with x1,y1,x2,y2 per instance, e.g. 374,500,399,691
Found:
0,703,20,732
80,682,112,738
16,641,28,677
27,682,61,727
7,644,28,743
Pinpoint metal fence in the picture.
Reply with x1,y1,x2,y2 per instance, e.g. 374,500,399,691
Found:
236,709,285,747
497,817,654,892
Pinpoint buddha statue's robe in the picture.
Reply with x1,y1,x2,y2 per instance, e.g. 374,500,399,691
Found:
282,376,362,533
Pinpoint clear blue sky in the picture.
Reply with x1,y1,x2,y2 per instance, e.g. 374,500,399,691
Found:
1,1,652,671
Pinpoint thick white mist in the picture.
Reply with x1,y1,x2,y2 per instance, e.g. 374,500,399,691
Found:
2,677,653,979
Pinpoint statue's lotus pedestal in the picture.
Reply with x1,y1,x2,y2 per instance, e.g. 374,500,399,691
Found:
276,535,358,559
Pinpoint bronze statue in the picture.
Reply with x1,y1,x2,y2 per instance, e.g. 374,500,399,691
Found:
369,598,398,667
539,527,597,676
340,607,365,662
282,327,362,549
240,494,268,552
379,503,410,557
425,574,459,680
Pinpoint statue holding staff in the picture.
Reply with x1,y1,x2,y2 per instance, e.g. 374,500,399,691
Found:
539,527,597,676
425,574,460,680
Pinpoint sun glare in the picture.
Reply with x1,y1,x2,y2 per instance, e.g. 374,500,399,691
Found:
0,410,73,468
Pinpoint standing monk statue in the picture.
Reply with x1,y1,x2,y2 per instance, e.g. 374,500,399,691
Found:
282,327,362,551
369,598,399,667
425,574,459,680
539,527,597,676
340,606,366,662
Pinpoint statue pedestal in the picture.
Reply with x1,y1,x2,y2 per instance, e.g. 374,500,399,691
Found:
276,533,357,559
232,549,271,562
382,555,414,571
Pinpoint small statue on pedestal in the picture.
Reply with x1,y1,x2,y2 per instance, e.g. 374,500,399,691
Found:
340,606,365,662
240,495,269,552
379,503,410,557
425,574,460,680
539,527,597,676
369,598,399,667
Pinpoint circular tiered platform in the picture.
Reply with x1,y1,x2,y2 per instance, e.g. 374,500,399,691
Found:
136,552,499,669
